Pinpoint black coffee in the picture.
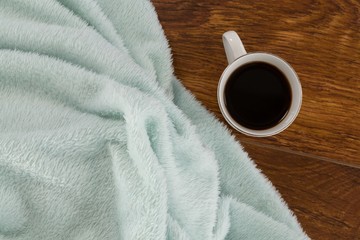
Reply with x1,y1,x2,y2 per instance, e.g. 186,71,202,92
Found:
224,62,291,130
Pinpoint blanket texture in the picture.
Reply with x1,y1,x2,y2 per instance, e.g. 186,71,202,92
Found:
0,0,309,239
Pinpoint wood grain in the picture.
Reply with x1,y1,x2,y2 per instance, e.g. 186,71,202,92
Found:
152,0,360,167
243,143,360,240
152,0,360,239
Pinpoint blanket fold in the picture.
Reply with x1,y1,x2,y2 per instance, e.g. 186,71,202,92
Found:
0,0,309,239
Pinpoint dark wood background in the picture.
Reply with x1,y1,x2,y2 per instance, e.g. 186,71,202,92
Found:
152,0,360,239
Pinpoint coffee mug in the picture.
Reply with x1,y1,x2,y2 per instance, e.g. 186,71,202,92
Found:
218,31,302,137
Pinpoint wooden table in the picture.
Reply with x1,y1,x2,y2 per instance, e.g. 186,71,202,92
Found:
152,1,360,239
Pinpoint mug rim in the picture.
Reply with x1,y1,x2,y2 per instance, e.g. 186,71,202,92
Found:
217,52,302,137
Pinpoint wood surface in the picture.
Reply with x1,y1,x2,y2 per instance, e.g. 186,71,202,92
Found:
243,143,360,240
152,0,360,239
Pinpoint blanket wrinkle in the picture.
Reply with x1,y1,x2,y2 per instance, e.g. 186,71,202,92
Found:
0,0,309,239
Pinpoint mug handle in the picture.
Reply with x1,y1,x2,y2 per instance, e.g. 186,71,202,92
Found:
222,31,247,64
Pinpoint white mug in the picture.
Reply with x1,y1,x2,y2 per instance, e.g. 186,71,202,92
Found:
217,31,302,137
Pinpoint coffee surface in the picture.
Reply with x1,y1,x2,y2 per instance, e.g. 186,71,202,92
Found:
225,62,292,130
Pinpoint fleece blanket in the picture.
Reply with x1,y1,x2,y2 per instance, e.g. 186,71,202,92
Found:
0,0,309,239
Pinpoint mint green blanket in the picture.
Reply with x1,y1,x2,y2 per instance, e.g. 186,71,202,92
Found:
0,0,309,239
